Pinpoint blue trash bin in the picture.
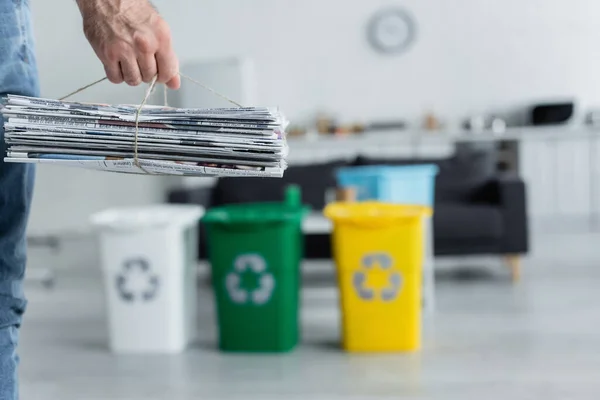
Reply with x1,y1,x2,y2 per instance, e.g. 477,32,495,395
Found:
335,164,439,317
336,164,438,206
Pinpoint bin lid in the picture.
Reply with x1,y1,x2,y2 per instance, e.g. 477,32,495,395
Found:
90,204,205,231
324,201,432,224
202,202,311,225
337,164,439,179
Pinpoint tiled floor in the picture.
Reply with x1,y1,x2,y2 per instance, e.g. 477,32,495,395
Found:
17,230,600,399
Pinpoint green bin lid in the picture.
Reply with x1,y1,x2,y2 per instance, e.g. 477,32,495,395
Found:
202,202,311,225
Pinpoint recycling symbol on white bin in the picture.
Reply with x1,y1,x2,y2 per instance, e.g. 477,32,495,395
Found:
225,254,275,305
115,258,160,302
353,253,402,302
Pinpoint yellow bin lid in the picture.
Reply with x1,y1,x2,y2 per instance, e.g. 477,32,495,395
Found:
324,201,432,227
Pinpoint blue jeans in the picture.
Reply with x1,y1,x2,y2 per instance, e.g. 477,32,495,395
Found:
0,0,40,398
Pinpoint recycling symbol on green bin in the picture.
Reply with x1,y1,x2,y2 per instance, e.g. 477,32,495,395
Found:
353,253,402,302
115,258,160,303
225,254,275,306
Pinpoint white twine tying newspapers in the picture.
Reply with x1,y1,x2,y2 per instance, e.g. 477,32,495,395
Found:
58,73,244,174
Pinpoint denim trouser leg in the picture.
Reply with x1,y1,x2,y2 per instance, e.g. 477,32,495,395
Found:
0,0,40,398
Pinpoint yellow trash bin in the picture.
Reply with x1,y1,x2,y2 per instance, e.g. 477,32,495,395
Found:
324,201,432,353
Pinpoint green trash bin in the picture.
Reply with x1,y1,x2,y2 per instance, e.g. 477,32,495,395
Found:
203,187,309,353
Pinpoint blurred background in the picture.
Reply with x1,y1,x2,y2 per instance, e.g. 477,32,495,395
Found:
20,0,600,399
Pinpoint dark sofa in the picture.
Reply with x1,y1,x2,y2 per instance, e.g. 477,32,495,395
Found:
167,151,529,280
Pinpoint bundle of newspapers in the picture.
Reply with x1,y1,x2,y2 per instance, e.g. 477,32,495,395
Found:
1,94,288,177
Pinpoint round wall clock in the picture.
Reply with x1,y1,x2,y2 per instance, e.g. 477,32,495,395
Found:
367,7,416,55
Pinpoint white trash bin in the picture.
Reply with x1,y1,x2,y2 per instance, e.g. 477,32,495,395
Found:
91,204,204,354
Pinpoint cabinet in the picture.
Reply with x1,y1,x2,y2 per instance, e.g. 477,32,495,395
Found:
518,132,597,227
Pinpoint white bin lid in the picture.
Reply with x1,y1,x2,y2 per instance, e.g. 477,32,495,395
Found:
90,204,205,231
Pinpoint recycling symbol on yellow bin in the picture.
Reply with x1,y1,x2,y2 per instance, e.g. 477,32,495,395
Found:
225,254,275,305
353,253,402,302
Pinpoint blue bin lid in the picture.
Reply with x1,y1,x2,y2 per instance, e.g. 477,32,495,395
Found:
337,164,439,179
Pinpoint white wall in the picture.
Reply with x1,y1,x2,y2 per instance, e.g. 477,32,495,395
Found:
158,0,600,125
26,0,600,233
33,0,600,125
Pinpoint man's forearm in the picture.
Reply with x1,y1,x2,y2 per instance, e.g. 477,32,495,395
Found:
75,0,151,25
75,0,122,19
75,0,157,15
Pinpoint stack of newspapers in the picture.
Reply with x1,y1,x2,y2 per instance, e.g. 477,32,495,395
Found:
1,94,288,177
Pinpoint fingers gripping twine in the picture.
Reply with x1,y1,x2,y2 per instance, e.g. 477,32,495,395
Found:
58,73,243,174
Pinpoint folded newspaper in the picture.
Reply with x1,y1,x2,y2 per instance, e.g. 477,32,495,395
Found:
1,94,289,177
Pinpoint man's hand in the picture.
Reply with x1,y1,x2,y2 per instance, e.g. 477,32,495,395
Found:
75,0,181,89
